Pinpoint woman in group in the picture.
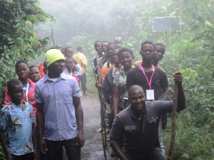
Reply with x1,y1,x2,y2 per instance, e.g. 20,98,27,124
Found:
103,48,134,120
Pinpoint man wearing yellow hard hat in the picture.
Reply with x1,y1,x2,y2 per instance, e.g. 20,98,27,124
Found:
36,49,84,160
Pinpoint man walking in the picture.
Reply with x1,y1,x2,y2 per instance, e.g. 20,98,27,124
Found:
36,49,84,160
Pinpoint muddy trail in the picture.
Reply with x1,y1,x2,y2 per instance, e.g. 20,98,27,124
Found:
81,94,107,160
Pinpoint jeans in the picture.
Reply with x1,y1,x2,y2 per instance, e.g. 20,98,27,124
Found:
46,138,81,160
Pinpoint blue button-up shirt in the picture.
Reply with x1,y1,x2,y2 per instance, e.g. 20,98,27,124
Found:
36,75,81,141
0,103,34,156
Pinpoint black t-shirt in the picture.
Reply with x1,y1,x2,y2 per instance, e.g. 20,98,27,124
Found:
126,66,168,100
110,101,174,159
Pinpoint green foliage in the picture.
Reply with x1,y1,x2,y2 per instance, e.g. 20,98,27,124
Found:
0,0,48,99
159,1,214,159
0,1,48,157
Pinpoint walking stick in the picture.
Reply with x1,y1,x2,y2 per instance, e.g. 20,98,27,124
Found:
167,81,178,160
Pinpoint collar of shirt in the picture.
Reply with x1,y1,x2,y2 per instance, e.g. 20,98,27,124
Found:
129,105,146,121
43,74,67,83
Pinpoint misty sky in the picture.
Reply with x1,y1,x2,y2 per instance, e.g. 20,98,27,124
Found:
38,0,140,45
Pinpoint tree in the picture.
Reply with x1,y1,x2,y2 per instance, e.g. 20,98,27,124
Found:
0,0,48,101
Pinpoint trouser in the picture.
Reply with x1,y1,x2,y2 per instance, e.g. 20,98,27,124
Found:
11,153,34,160
46,138,81,160
127,148,165,160
80,73,87,94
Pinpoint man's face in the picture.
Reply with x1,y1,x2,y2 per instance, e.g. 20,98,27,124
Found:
155,45,165,60
129,88,145,112
16,63,29,81
120,51,133,69
110,54,120,66
66,58,75,71
48,60,65,75
95,42,103,54
140,43,154,62
10,84,23,104
30,67,40,82
102,42,109,53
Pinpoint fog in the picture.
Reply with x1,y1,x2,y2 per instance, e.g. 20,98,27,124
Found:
38,0,146,46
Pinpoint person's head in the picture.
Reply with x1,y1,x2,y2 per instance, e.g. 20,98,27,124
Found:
128,85,145,113
153,43,166,65
7,79,23,105
118,48,134,70
102,41,110,53
15,60,30,82
107,42,121,56
95,41,103,55
62,47,74,59
65,57,76,72
45,49,66,77
140,41,155,64
29,65,40,82
110,54,120,67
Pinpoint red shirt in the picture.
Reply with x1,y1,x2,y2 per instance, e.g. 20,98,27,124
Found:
2,79,37,115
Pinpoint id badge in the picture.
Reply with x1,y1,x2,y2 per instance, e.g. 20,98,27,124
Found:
146,89,155,100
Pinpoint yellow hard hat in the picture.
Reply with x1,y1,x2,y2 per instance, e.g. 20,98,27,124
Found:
45,49,65,67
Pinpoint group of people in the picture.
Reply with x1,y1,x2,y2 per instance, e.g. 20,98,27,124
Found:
0,47,87,160
93,40,186,160
0,39,186,160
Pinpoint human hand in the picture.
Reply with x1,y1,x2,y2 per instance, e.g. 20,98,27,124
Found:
6,153,12,160
40,138,48,154
77,130,85,147
173,72,182,85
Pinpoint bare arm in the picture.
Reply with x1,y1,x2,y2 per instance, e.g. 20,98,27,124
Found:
112,87,120,117
111,140,129,160
73,96,84,147
0,134,11,160
36,104,46,154
158,72,186,114
0,111,11,160
174,72,186,112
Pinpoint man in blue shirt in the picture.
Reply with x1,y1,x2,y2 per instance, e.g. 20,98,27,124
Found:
0,79,35,160
36,49,84,160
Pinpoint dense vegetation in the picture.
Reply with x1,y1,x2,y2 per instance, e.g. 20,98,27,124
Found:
0,0,48,96
0,0,213,160
0,1,47,158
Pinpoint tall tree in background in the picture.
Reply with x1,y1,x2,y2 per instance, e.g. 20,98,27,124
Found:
0,0,48,98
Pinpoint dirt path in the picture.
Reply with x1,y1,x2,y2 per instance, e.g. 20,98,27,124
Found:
81,94,106,160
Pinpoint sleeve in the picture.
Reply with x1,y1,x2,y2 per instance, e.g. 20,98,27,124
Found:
0,109,10,132
35,85,43,105
2,85,12,105
126,70,134,89
29,104,36,124
72,80,81,97
156,101,174,114
110,116,124,145
160,70,168,94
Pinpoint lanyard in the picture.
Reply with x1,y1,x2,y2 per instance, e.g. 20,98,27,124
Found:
24,82,29,102
139,64,155,89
